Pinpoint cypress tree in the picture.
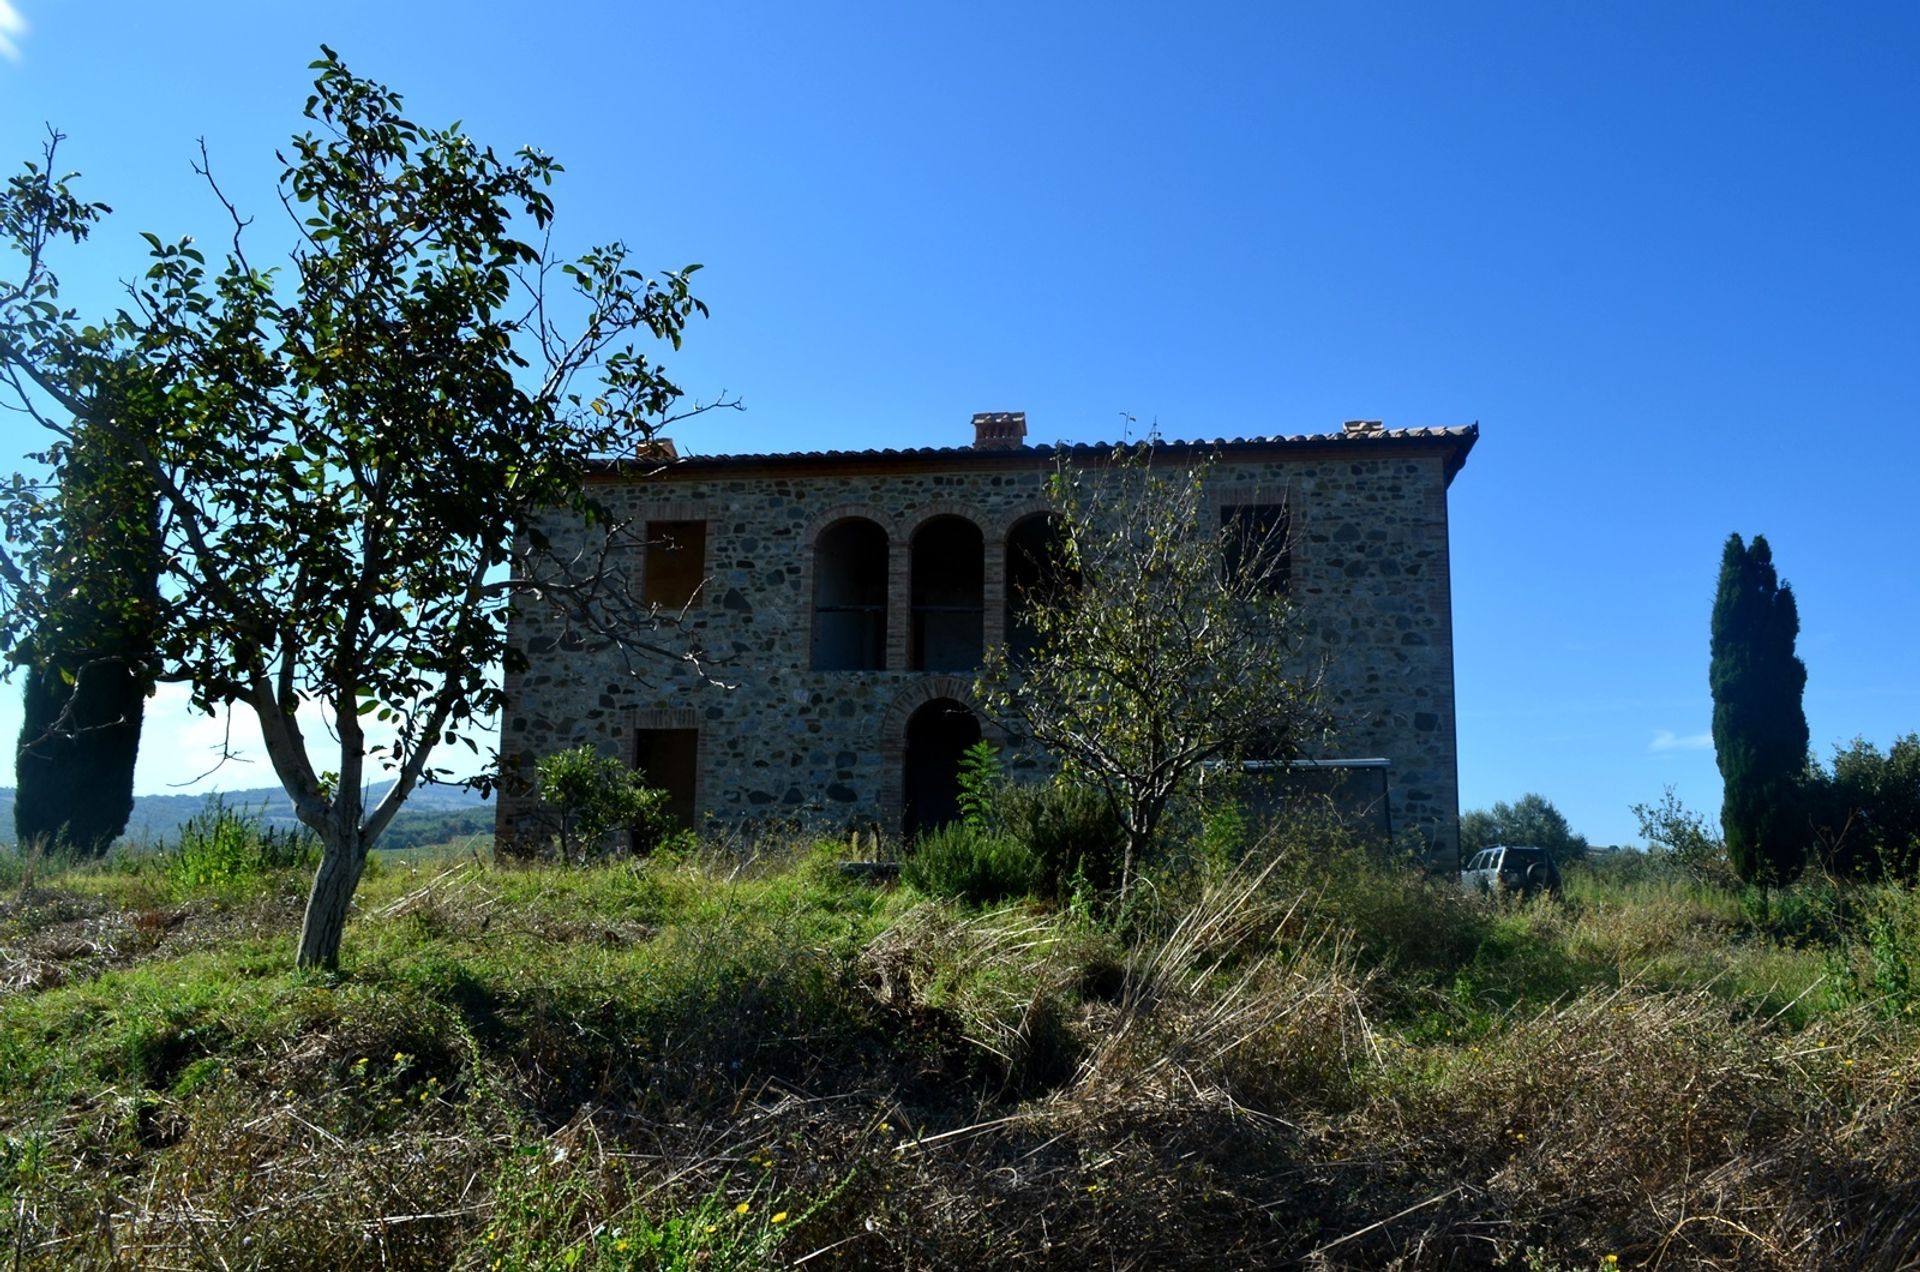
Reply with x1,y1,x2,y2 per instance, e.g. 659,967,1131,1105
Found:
12,390,162,854
1709,533,1809,885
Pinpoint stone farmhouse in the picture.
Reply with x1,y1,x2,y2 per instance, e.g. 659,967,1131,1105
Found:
494,413,1477,860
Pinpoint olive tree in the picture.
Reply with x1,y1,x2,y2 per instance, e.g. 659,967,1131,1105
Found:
0,50,720,967
979,445,1326,898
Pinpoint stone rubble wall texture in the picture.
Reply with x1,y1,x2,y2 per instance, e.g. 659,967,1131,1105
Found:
497,446,1463,863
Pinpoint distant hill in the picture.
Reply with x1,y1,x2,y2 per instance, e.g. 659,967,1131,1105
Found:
0,779,492,848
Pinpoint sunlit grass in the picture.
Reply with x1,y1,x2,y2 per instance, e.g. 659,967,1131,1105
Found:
1,825,1915,1268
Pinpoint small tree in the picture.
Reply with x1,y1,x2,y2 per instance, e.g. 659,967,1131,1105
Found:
1631,785,1732,885
0,52,721,966
1459,793,1590,863
536,745,671,863
1709,534,1810,886
11,376,162,852
979,446,1325,898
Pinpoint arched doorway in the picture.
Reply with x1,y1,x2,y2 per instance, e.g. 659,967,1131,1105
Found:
902,697,982,839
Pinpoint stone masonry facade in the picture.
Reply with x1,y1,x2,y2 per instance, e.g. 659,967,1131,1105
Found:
495,417,1477,862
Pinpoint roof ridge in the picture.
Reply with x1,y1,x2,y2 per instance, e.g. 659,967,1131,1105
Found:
635,423,1478,466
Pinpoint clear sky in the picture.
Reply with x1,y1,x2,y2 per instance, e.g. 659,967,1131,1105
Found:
1,2,1915,845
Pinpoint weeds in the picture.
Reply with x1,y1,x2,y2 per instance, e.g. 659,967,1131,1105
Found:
166,797,318,896
1,823,1917,1269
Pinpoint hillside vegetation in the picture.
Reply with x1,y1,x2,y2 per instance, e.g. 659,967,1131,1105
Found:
0,781,492,848
1,820,1917,1270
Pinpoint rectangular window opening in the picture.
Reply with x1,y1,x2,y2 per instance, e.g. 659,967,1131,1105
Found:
644,520,707,610
1220,503,1291,595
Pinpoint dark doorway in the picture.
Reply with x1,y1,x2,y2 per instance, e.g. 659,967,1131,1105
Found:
902,698,981,839
634,728,698,850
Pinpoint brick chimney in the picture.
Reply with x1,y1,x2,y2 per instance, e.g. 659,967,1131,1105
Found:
635,436,679,461
971,411,1027,451
1342,419,1384,436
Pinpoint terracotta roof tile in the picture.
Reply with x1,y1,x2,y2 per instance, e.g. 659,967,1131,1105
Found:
594,423,1479,482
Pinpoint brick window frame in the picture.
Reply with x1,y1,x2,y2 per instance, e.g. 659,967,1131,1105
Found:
902,503,992,673
1211,480,1299,597
629,706,703,838
800,505,898,672
633,499,710,611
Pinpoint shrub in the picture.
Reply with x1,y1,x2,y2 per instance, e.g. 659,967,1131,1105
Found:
1826,882,1920,1018
536,744,673,863
1814,733,1920,879
902,823,1040,905
1632,786,1736,886
994,779,1124,901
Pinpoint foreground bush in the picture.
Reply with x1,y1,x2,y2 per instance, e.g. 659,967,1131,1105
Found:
901,822,1040,904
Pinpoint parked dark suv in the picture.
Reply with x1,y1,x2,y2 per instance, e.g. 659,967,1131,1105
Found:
1460,845,1562,898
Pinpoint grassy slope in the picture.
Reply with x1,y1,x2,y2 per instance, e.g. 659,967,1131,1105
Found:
1,838,1917,1270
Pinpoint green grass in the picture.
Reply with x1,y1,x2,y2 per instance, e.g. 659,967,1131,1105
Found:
1,825,1916,1269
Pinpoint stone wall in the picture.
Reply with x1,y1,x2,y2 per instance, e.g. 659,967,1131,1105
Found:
497,441,1465,862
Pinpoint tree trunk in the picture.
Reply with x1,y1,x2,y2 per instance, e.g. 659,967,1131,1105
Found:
296,835,367,970
1119,826,1152,906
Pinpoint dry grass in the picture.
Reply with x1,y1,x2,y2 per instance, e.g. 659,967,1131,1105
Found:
0,837,1916,1269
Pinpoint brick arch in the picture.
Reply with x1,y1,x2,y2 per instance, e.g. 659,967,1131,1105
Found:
1001,505,1074,660
902,505,993,673
999,498,1057,537
903,501,991,542
803,503,898,545
875,676,1003,833
802,505,896,671
877,675,988,739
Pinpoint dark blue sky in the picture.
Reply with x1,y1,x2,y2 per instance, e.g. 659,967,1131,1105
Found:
2,2,1915,843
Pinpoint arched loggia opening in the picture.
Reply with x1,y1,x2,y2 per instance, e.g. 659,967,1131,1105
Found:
812,517,889,670
902,697,981,839
1004,512,1075,665
910,515,984,670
